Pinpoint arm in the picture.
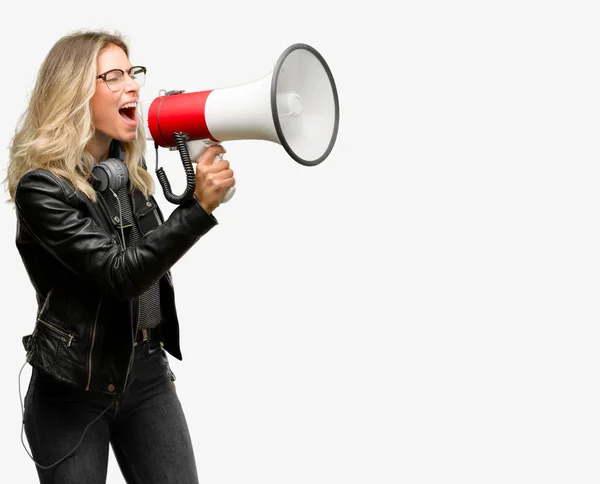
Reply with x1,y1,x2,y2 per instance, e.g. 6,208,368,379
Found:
15,169,217,300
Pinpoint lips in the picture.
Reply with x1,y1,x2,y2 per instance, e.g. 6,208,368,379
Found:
119,101,138,127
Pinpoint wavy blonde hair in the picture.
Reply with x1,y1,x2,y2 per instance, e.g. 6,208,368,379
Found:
4,29,154,202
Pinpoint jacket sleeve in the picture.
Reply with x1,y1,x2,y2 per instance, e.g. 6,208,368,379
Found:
14,169,217,300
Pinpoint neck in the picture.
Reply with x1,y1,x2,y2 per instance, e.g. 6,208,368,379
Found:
88,135,112,163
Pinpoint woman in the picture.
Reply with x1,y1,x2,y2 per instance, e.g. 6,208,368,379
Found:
5,29,235,483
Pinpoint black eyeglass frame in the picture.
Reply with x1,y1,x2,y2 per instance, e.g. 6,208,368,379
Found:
96,66,147,90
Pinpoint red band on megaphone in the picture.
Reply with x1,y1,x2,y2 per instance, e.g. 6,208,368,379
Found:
147,91,219,147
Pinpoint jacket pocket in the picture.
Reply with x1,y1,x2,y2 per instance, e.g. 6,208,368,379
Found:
34,319,77,374
138,197,158,217
136,198,162,235
38,319,75,347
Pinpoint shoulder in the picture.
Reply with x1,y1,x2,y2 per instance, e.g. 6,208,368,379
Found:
15,169,78,208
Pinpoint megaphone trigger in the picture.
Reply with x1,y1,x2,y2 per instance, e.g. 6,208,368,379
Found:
185,139,212,163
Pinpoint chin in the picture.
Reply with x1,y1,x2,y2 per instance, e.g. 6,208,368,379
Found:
118,130,138,143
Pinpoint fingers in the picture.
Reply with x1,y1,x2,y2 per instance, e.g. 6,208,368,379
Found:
193,146,235,212
214,169,236,189
197,144,226,166
200,168,235,190
195,158,231,179
209,158,231,173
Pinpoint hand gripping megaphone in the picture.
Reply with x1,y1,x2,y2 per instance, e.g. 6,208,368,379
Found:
139,43,339,205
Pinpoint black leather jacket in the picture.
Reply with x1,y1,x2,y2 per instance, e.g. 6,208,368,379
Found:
14,163,217,398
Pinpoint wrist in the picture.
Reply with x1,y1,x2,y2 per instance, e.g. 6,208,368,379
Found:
193,194,213,216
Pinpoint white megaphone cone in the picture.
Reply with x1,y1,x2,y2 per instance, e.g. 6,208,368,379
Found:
139,43,339,205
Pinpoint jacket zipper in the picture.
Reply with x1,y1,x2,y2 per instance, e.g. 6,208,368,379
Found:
119,300,140,399
38,319,75,347
85,297,103,391
119,190,142,399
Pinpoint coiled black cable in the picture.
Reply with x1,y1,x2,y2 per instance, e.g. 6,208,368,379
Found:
155,132,196,204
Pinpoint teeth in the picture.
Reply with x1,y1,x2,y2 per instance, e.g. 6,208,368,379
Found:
120,102,137,109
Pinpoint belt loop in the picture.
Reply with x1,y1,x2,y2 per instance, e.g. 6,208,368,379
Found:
142,328,149,342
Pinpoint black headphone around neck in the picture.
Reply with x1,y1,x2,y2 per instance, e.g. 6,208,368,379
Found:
90,148,129,193
89,147,129,249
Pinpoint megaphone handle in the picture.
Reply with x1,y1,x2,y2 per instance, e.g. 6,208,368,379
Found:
187,140,236,204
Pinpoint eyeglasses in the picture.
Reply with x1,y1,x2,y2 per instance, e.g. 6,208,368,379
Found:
97,66,146,92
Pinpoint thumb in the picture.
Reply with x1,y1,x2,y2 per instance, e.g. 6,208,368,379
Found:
197,144,226,166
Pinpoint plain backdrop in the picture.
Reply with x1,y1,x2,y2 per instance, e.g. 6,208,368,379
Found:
1,1,600,483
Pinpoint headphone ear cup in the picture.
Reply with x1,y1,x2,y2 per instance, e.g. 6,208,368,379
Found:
91,158,129,192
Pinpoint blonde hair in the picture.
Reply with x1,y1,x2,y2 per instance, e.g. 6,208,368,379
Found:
4,29,154,202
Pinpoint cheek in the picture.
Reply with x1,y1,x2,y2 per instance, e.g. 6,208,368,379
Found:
90,92,115,129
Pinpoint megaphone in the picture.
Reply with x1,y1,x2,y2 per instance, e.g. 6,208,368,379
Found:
139,43,339,205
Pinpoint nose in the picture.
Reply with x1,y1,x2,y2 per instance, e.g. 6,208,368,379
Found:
124,73,140,93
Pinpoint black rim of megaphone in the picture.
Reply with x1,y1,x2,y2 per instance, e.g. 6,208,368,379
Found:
271,43,340,167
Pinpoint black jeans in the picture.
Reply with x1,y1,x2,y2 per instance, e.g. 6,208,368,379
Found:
23,336,199,484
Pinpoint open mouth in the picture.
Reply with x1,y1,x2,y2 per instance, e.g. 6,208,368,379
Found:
119,101,138,126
